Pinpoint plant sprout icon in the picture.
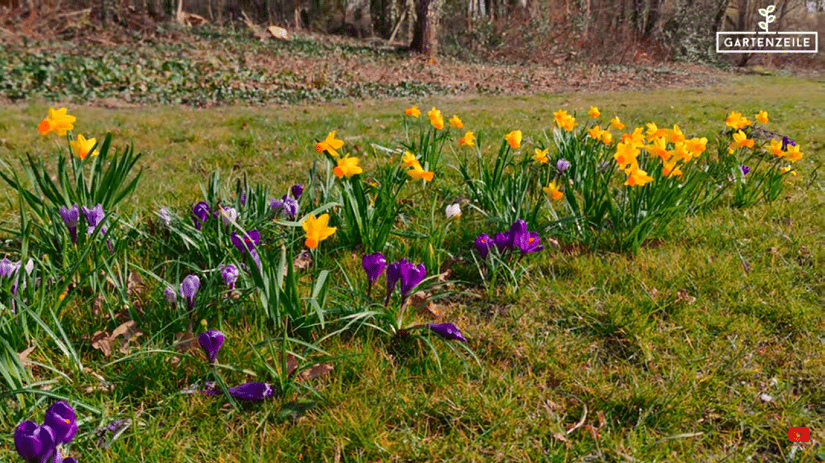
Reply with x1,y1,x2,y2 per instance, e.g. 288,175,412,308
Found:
758,5,776,32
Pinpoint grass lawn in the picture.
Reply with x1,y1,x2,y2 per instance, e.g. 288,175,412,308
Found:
0,72,823,462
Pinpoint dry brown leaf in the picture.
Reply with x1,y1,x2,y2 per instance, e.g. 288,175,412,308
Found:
676,289,696,305
267,25,290,40
91,330,112,357
551,431,573,449
297,363,334,381
293,251,312,271
18,345,36,367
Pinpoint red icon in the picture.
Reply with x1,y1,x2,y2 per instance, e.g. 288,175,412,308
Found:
788,427,810,442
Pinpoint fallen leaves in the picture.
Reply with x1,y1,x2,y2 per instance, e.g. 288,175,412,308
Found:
89,321,143,357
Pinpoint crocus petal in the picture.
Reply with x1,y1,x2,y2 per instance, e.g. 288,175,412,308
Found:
198,330,225,364
192,202,210,230
290,184,304,199
43,401,77,445
474,234,493,258
361,252,387,287
385,259,405,305
180,274,200,309
15,420,56,463
227,382,275,400
429,323,467,342
399,262,426,302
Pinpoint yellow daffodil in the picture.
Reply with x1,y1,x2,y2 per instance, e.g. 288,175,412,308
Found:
37,107,76,136
644,137,671,161
405,105,421,118
588,125,602,140
725,111,752,130
428,107,444,130
316,131,344,157
543,180,564,200
673,142,692,163
622,127,645,147
407,160,434,181
729,130,754,151
533,148,549,164
768,139,784,157
646,122,667,141
614,141,640,172
684,137,708,158
70,134,99,160
755,110,768,124
302,213,337,249
559,115,576,132
610,116,625,131
449,115,463,129
459,131,475,146
401,151,418,167
625,168,653,186
588,106,600,119
505,130,522,149
786,144,803,162
668,125,686,144
334,155,363,178
600,131,613,145
781,166,797,175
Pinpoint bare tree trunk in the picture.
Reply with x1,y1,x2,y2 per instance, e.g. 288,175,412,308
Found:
410,0,441,56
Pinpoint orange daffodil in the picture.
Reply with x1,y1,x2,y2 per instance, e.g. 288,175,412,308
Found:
38,107,76,136
505,130,522,149
543,180,564,200
533,148,549,164
459,131,475,146
729,130,754,152
553,109,576,132
70,134,99,160
405,105,421,118
725,111,752,130
588,106,600,119
334,155,363,178
610,116,625,131
428,107,444,130
449,115,464,129
402,151,434,182
316,131,345,157
302,214,337,249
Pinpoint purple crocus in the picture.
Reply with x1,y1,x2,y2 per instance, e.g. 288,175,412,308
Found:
202,382,275,401
219,264,240,288
557,158,571,174
82,204,105,235
474,233,494,258
399,262,426,305
198,329,225,364
740,165,750,176
362,252,386,296
493,231,510,253
290,184,304,200
514,231,544,255
191,202,210,230
385,259,404,306
0,257,19,279
231,230,260,254
270,197,284,214
59,204,80,244
429,323,467,342
180,274,200,310
164,286,177,304
239,192,247,206
782,136,796,150
43,401,77,446
14,420,56,463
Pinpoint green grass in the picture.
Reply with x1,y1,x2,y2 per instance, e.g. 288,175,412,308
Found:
1,73,823,462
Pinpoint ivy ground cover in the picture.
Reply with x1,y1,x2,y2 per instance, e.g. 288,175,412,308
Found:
0,74,823,462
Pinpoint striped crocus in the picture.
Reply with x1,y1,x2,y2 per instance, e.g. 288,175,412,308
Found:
219,264,240,288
